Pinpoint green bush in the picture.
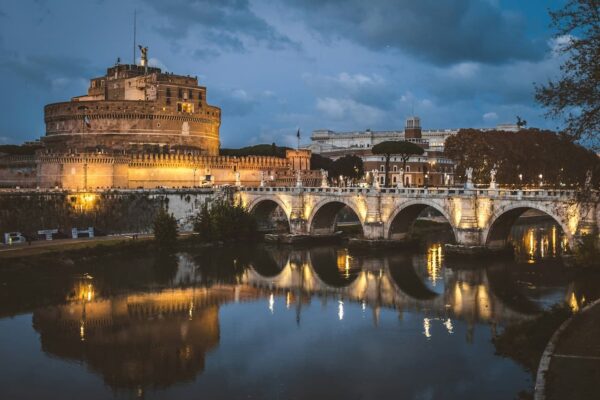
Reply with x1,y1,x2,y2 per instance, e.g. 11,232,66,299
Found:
193,200,257,242
152,208,178,248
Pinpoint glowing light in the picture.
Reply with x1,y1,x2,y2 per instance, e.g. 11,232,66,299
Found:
268,293,274,314
552,225,557,256
336,249,352,279
423,318,431,339
426,244,443,286
79,320,85,342
286,292,291,309
569,292,580,312
361,301,366,312
444,319,454,334
338,300,344,320
188,301,194,320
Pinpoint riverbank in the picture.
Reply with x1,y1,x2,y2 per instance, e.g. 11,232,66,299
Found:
535,299,600,400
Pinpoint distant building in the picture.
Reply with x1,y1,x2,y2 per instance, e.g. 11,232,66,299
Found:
310,117,455,186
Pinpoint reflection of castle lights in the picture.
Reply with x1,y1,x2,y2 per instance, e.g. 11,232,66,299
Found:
286,292,291,309
268,293,274,314
338,300,344,320
426,244,443,286
188,301,194,320
423,318,431,339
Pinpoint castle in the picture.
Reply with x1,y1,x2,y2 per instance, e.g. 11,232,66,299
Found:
0,48,311,190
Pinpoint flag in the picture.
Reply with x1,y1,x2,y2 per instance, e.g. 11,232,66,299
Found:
296,129,300,139
84,115,91,128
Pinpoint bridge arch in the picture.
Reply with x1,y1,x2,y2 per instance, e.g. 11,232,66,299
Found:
384,200,457,241
483,203,574,251
307,198,365,235
246,196,291,233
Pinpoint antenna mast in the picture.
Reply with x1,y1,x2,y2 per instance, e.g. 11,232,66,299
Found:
133,10,137,64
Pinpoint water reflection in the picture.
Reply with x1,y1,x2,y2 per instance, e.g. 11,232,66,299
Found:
1,222,598,399
510,220,568,263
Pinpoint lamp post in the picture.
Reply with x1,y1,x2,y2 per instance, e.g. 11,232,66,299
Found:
539,174,543,187
518,174,523,188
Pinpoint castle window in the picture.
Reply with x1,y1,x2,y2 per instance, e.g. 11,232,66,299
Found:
393,165,397,172
188,89,193,99
178,88,183,98
379,165,385,172
177,102,194,113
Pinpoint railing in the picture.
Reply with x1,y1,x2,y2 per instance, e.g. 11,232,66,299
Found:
240,186,583,200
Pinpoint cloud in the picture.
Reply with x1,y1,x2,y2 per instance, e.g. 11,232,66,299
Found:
141,0,300,55
316,97,385,126
483,112,498,121
284,0,547,65
304,72,395,110
214,88,259,117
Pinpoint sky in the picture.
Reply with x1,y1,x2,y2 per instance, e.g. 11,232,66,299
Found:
0,0,568,148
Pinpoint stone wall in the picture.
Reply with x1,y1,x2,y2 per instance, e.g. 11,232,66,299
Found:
44,100,221,155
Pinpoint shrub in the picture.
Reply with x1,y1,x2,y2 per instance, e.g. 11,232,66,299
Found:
152,208,178,248
193,200,257,242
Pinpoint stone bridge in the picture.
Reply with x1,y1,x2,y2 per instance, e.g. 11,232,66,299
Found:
237,186,599,252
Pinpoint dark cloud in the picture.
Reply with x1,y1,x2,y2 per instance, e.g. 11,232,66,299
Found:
0,52,95,89
142,0,300,54
285,0,547,65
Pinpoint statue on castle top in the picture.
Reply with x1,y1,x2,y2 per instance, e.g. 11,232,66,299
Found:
465,167,474,189
320,169,329,188
138,45,148,67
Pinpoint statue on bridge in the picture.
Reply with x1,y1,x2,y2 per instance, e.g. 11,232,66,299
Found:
397,168,405,189
372,169,381,190
585,170,592,189
259,171,266,187
320,169,329,188
465,167,474,189
489,165,497,190
296,169,303,188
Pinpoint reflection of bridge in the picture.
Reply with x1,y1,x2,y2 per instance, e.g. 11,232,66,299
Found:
238,187,599,251
242,247,543,329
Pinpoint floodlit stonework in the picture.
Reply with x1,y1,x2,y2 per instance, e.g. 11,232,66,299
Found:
0,51,312,190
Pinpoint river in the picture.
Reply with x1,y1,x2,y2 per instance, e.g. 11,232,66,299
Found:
0,219,598,399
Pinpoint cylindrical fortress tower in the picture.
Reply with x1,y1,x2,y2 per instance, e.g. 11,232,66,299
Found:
43,63,221,155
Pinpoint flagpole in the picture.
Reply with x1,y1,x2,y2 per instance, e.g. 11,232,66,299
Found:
297,129,300,150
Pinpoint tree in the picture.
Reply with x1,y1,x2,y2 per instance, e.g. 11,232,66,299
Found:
329,155,364,184
535,0,600,149
444,128,600,187
153,208,178,248
372,141,424,186
310,153,333,171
